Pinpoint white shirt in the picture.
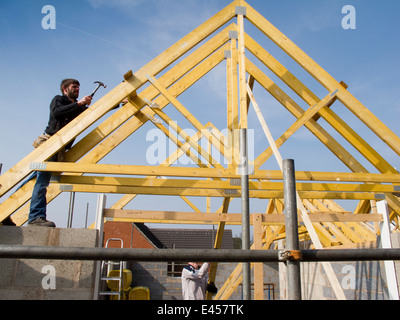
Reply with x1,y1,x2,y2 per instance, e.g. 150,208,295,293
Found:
181,263,210,300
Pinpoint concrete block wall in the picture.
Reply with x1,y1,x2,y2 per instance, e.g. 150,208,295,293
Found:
298,232,400,300
127,252,397,300
0,226,98,300
128,261,172,300
127,261,280,300
300,261,388,300
214,262,280,300
391,232,400,294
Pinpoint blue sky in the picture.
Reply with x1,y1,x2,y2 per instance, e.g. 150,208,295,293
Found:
0,0,399,233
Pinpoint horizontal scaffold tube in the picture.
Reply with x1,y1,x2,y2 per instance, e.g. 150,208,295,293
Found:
0,245,400,262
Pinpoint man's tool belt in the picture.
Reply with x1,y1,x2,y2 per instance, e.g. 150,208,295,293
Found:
32,133,51,148
32,133,65,162
206,282,218,294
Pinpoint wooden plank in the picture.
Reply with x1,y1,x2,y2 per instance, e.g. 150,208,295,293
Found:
312,81,347,121
44,182,388,200
226,40,237,170
104,209,382,224
237,13,247,128
31,161,400,183
271,89,339,148
230,40,239,131
303,214,382,223
105,209,241,224
55,175,400,195
32,162,237,178
226,41,234,132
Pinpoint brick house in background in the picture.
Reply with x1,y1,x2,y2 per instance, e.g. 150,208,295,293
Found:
103,221,159,249
103,221,234,250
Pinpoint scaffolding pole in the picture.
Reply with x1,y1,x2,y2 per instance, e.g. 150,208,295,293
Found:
0,245,399,262
283,159,301,300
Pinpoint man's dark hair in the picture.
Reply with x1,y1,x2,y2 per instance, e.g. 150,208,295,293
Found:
60,79,80,94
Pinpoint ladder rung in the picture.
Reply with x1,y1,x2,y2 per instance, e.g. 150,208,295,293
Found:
101,277,122,281
104,261,121,265
99,291,121,296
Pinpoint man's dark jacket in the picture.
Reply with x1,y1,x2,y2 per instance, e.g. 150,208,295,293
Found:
44,94,87,136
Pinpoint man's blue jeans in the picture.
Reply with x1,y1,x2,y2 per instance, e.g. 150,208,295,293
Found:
28,171,52,223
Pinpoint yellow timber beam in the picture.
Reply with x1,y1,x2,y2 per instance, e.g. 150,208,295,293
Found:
104,209,382,225
51,184,390,201
31,162,400,183
54,175,400,194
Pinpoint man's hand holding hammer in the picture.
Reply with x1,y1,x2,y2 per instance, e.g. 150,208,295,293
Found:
77,81,107,107
77,95,92,106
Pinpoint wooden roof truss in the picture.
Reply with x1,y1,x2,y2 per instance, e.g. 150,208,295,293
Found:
1,0,399,300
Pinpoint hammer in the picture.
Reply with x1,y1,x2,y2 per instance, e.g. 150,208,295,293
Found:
90,81,106,98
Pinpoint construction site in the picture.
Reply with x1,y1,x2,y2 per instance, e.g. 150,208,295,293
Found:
0,0,400,301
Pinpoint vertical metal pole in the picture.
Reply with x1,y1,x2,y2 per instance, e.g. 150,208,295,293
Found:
240,128,251,300
84,202,89,229
67,192,75,228
283,159,302,300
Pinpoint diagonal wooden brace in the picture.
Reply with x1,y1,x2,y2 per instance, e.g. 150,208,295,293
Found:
284,89,339,135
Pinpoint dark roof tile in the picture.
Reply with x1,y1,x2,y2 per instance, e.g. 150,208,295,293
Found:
148,228,234,249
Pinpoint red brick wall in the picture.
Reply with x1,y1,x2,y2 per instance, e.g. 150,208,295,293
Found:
103,221,155,249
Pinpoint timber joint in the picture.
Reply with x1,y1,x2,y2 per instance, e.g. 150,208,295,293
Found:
235,6,247,16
